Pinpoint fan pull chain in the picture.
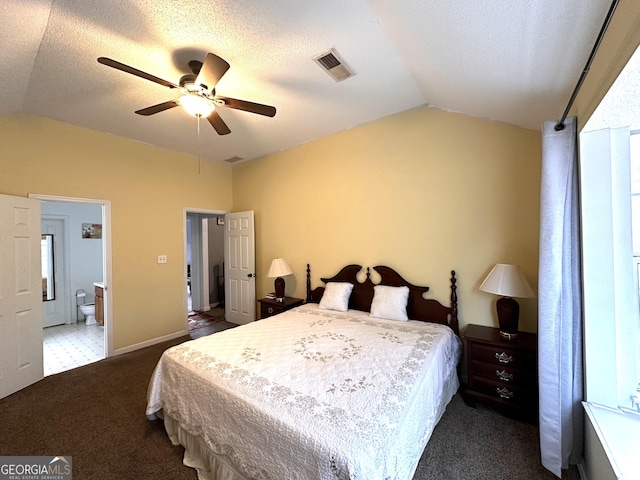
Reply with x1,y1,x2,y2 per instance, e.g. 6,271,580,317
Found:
197,114,201,174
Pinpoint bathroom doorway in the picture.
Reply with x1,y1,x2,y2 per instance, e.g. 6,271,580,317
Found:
31,194,112,376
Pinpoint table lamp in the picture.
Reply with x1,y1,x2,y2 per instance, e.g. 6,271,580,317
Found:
267,258,293,302
479,264,535,338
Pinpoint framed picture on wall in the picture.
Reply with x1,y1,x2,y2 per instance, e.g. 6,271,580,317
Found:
217,217,224,226
82,223,102,239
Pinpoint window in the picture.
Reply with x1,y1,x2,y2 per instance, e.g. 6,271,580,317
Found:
631,132,640,285
579,43,640,480
580,127,640,412
628,131,640,409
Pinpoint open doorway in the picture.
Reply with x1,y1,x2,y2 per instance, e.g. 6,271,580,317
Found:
32,194,112,376
184,208,226,336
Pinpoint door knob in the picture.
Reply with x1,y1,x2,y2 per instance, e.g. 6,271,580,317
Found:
247,273,255,278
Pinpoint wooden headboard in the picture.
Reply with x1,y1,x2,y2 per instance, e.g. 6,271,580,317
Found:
305,264,459,336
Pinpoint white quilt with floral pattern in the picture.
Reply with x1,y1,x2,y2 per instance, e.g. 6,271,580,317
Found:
146,304,461,480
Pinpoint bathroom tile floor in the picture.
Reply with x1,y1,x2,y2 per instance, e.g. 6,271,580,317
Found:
43,322,105,376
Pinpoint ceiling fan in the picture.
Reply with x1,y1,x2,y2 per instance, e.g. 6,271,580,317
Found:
97,53,276,135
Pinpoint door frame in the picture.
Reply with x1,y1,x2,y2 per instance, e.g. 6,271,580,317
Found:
183,207,226,325
30,194,113,357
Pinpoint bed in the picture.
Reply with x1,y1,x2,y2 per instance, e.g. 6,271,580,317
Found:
146,264,461,480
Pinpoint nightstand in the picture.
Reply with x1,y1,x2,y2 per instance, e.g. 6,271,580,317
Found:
258,296,304,319
462,324,538,422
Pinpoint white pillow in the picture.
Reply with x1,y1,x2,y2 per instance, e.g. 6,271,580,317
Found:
318,282,354,312
369,285,410,321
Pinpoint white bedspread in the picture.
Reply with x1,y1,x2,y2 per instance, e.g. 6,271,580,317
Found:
146,304,461,480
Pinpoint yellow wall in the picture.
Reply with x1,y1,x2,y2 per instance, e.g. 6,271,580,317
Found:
233,106,542,332
0,114,232,350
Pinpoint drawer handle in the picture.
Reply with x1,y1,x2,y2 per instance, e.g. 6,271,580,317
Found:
267,307,274,314
495,352,513,364
496,370,514,382
496,387,514,399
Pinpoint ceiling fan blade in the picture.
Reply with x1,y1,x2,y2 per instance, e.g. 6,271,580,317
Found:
195,53,230,91
217,96,276,117
207,110,231,135
135,100,180,116
98,57,179,89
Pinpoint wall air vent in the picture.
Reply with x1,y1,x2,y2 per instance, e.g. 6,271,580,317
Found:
223,156,244,164
312,48,356,82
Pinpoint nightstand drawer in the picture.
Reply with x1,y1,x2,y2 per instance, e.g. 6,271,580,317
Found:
469,361,536,387
468,342,535,369
258,297,304,319
470,377,537,408
261,303,285,318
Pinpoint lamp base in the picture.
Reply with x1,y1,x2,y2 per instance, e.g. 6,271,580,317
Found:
274,276,285,302
496,296,519,338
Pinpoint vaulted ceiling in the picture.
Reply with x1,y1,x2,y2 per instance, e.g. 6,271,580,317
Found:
1,0,611,163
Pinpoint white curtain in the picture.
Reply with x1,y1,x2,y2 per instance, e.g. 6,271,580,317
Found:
538,116,584,477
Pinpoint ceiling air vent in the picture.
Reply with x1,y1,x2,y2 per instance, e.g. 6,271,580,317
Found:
223,156,244,164
313,48,356,82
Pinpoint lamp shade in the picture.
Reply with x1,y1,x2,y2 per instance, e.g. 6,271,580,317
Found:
267,258,292,278
479,264,535,298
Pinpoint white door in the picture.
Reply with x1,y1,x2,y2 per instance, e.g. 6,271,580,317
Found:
224,211,256,324
0,194,44,400
41,217,70,327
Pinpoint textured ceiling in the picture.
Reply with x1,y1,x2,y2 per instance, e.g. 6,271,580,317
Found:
1,0,611,164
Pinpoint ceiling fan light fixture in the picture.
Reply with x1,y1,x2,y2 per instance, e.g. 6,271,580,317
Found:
184,83,200,93
180,76,202,94
180,94,215,117
98,53,275,135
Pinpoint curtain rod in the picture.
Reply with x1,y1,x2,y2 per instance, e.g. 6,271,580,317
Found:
555,0,620,131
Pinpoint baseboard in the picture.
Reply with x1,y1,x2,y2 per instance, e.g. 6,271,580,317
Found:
112,330,187,356
203,302,220,312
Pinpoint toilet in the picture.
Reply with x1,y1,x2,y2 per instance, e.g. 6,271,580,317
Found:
80,303,96,325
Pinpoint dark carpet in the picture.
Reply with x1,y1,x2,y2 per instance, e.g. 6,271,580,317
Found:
0,330,581,480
